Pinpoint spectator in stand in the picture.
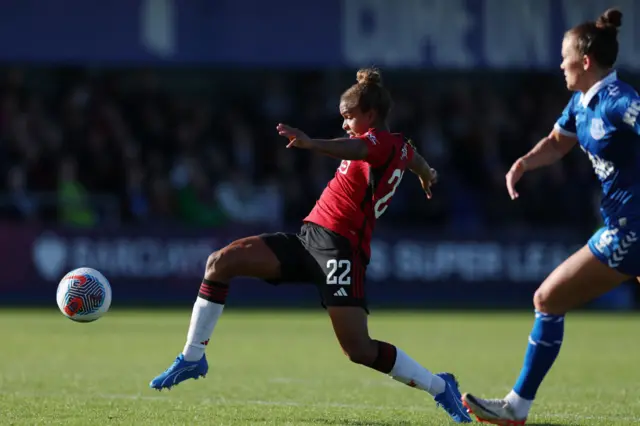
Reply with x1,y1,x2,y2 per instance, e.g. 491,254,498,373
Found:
0,67,603,233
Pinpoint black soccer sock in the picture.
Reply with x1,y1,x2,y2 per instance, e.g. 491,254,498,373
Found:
370,340,398,374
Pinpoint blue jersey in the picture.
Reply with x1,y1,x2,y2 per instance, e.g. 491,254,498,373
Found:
555,71,640,274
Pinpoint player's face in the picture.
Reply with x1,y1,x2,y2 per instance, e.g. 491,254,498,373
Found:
340,102,374,137
560,34,587,91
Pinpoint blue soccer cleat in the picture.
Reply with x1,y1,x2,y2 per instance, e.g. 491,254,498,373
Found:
149,354,208,390
433,372,473,423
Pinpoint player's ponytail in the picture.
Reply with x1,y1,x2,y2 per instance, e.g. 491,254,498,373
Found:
569,8,622,68
596,8,622,31
341,67,393,123
356,68,383,87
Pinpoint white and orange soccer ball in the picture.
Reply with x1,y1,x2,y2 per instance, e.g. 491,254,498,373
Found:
56,267,112,322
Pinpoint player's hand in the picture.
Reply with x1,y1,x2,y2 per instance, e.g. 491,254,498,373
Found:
419,168,438,199
506,158,527,200
277,124,312,149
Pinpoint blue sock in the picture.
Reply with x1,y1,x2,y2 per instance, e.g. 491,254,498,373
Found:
513,310,564,400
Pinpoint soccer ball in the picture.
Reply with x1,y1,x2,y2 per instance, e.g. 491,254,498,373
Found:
56,267,112,322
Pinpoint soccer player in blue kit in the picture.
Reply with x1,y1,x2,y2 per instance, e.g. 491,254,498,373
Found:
462,8,640,425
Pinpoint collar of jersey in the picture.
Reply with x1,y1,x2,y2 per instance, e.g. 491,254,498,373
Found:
367,128,395,137
579,70,618,108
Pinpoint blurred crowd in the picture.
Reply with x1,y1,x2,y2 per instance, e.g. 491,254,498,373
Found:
0,67,606,232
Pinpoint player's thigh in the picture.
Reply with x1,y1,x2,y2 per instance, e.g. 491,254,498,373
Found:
206,234,285,281
535,245,630,314
258,231,315,284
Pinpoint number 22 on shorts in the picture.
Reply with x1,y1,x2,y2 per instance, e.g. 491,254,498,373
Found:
326,259,351,285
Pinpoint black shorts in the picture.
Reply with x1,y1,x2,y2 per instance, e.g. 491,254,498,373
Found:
260,223,369,312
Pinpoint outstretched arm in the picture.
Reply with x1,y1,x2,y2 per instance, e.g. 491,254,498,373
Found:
504,93,578,200
277,123,368,160
519,129,577,171
408,150,433,177
505,129,576,200
297,137,369,160
407,149,437,199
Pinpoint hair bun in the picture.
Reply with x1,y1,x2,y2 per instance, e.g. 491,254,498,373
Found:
356,68,383,86
596,8,623,29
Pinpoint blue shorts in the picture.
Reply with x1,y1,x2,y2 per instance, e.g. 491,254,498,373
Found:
588,224,640,276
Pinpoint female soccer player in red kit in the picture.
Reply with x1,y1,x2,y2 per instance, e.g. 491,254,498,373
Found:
151,68,472,423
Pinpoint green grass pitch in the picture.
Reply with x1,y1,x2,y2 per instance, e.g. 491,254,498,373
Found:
1,309,639,425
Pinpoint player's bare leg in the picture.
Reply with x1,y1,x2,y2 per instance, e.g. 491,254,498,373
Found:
150,236,281,390
327,306,471,423
463,245,630,424
182,236,281,360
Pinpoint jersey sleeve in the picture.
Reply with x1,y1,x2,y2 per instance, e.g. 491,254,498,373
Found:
608,94,640,135
402,138,416,163
554,94,577,137
359,132,392,167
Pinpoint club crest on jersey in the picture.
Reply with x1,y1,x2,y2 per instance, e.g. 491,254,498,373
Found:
366,133,378,145
401,143,408,160
607,84,620,97
338,160,351,174
590,118,606,140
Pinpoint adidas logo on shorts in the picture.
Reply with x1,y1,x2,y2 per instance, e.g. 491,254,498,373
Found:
333,288,348,297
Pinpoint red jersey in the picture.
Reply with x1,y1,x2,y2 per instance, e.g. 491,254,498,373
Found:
304,129,414,259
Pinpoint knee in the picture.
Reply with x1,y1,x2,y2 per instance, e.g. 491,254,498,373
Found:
534,287,562,314
533,287,548,312
341,339,377,366
205,249,234,280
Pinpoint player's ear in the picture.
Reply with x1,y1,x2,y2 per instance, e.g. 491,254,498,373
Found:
365,109,377,126
582,54,590,71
